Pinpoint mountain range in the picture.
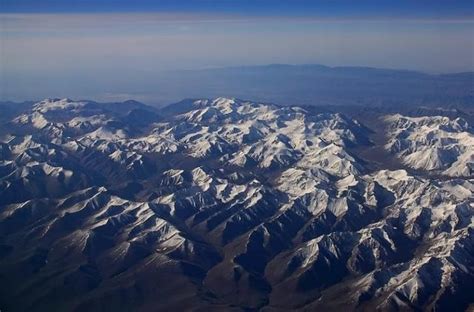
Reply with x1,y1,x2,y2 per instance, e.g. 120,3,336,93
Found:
0,97,473,311
5,64,473,107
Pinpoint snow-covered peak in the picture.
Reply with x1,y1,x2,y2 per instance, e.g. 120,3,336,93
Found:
385,114,474,177
33,98,87,113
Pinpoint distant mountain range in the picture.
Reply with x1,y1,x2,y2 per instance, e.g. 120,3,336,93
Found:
2,64,473,107
156,64,474,107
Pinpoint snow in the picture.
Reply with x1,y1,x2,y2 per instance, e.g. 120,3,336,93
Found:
385,114,474,176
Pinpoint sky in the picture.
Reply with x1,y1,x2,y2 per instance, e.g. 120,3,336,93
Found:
1,0,473,102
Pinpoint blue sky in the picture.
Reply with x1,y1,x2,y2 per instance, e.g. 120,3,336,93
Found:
1,1,473,102
1,0,473,18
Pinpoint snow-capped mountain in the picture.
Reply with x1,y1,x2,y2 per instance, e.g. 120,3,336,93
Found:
385,114,474,177
0,98,472,311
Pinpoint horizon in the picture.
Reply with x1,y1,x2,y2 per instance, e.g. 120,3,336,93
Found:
1,0,473,103
1,61,473,106
1,62,473,106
